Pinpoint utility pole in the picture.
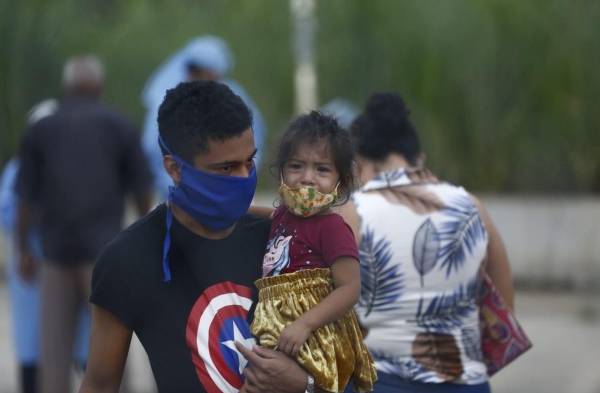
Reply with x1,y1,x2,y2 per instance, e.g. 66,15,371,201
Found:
291,0,318,114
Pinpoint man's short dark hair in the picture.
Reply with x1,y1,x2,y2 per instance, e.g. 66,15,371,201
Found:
158,81,253,161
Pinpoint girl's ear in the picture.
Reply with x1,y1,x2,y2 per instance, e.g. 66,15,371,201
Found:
163,155,182,184
333,182,342,202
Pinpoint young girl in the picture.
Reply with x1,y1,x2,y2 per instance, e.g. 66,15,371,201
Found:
251,111,377,393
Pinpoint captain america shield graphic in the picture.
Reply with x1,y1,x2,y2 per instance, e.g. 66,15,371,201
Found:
186,281,256,393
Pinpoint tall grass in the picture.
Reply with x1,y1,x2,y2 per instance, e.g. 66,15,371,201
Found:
0,0,598,192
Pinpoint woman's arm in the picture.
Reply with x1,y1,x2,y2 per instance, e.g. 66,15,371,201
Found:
79,305,132,393
472,195,515,311
277,257,360,355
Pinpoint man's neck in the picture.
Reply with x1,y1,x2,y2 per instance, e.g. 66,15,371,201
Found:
170,203,235,240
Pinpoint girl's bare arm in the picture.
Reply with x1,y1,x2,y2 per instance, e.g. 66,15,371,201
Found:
277,257,360,355
299,257,360,328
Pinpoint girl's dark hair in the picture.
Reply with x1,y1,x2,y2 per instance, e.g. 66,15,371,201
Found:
276,111,356,204
350,92,421,164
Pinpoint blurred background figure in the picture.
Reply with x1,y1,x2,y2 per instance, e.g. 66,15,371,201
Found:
345,92,513,393
141,35,267,200
321,98,358,130
0,100,90,393
14,55,152,393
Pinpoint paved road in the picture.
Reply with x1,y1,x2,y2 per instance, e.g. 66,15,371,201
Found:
1,283,599,393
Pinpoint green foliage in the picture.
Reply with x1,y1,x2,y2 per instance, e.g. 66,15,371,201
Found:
0,0,598,192
319,0,600,192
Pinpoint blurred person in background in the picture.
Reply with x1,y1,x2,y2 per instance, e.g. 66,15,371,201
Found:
141,35,266,200
0,100,90,393
343,92,514,393
15,55,153,393
321,98,359,130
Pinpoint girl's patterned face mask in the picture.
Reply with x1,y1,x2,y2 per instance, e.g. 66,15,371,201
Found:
279,181,339,217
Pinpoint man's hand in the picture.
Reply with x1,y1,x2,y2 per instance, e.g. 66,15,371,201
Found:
18,251,37,282
278,320,311,357
235,343,308,393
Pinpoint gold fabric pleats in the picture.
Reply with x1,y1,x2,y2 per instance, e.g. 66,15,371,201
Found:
251,268,377,392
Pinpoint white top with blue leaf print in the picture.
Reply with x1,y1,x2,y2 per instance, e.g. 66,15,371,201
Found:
354,168,489,385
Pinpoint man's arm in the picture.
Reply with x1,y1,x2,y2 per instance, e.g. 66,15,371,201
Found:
15,129,41,281
247,205,274,219
79,305,132,393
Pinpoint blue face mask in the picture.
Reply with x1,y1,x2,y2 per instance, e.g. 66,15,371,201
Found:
159,136,257,281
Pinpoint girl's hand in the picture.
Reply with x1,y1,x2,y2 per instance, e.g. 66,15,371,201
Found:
277,320,311,357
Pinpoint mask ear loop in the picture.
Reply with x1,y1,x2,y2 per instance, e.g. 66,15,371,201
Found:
332,181,341,202
161,204,173,282
158,135,175,282
158,135,184,175
158,135,171,155
279,170,287,188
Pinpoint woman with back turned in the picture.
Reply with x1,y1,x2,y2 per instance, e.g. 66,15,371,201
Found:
345,93,514,393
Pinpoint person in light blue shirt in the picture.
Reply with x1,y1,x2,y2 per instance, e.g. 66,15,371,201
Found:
321,98,359,130
141,35,266,200
1,101,90,393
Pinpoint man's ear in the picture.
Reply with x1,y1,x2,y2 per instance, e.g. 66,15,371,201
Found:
163,155,181,184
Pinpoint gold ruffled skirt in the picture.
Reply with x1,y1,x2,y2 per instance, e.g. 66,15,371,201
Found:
251,268,377,393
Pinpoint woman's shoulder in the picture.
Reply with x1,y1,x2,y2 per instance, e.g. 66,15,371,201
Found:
425,181,477,207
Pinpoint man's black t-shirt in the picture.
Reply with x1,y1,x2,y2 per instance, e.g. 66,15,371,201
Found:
91,204,270,393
